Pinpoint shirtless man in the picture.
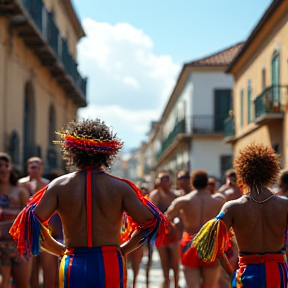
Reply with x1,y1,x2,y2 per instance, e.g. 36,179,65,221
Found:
166,170,223,288
219,169,242,201
150,172,179,288
19,157,59,288
10,119,166,288
191,144,288,287
175,170,191,196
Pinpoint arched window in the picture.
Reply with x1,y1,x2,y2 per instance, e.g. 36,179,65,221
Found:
23,82,36,166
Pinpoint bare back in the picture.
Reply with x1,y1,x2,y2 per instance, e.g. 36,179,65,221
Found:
35,170,154,249
223,194,288,253
170,190,223,235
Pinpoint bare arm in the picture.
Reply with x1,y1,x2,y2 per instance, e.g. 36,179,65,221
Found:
120,184,155,255
33,180,66,257
219,201,234,230
166,198,182,221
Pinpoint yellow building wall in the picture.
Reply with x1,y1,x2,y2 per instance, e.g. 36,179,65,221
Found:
231,1,288,168
0,17,79,172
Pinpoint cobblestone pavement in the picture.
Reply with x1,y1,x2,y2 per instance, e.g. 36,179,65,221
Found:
127,249,186,288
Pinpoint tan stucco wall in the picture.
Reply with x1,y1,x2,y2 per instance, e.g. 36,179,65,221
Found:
0,17,79,172
231,1,288,168
233,121,283,164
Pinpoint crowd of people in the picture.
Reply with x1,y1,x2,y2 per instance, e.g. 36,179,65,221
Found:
0,119,288,288
0,154,62,288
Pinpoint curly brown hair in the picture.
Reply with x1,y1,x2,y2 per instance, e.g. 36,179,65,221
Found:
57,119,123,170
190,169,208,189
234,143,280,191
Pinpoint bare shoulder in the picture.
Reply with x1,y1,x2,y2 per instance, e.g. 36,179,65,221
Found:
149,189,159,200
46,172,76,191
221,195,247,211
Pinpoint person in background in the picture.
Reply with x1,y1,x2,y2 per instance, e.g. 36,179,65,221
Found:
208,177,226,203
166,170,223,288
219,169,242,201
0,152,31,288
18,157,60,288
175,170,191,196
278,170,288,197
150,172,180,288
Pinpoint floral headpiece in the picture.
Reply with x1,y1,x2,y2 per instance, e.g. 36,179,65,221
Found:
54,132,123,155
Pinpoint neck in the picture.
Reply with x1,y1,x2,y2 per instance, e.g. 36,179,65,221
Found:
30,175,42,182
197,188,210,194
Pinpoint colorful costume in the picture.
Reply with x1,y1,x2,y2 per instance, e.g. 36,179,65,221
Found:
0,194,23,266
181,231,217,268
10,170,167,288
236,253,288,288
189,212,288,288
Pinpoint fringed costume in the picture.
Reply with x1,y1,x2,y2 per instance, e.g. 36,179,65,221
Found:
10,170,167,288
189,212,288,288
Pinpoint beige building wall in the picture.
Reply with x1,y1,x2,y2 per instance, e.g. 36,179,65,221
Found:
0,12,81,173
230,0,288,168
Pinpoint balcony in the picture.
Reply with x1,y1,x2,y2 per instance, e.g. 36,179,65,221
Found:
156,119,185,159
0,0,87,106
224,116,235,143
254,85,287,124
191,115,227,134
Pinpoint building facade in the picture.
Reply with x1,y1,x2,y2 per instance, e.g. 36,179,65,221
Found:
0,0,87,174
148,43,243,185
225,0,288,168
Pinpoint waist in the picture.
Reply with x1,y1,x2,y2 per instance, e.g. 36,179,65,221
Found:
239,253,285,264
65,245,120,255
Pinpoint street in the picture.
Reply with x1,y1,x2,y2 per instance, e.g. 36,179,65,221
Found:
127,250,186,288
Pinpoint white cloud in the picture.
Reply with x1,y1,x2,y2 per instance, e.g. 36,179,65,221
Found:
123,76,139,89
77,19,180,148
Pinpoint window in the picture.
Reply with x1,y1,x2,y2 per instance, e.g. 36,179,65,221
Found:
240,89,244,127
247,80,252,124
220,155,233,180
214,90,232,132
262,68,266,90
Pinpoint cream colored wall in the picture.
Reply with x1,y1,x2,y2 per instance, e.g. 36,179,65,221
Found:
0,18,79,171
43,0,78,59
233,11,288,137
232,4,288,168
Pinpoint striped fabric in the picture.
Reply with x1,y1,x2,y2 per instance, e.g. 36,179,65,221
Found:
236,253,288,288
59,246,126,288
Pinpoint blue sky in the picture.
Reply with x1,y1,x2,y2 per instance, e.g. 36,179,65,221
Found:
75,0,272,150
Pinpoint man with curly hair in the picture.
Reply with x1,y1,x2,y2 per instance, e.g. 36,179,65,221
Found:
10,119,167,288
188,143,288,287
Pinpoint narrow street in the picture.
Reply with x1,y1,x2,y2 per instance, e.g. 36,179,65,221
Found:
127,250,186,288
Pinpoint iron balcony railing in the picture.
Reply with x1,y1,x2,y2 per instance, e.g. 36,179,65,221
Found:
156,119,186,159
21,0,87,98
254,85,287,118
191,115,228,134
224,116,235,138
